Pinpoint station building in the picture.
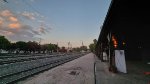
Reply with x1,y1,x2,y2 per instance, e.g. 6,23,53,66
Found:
96,0,150,71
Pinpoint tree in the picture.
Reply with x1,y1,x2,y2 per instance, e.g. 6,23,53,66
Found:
52,44,59,52
80,46,87,51
41,44,48,54
89,43,95,52
89,39,97,52
16,41,27,53
8,43,17,53
47,43,53,53
27,41,39,53
93,39,97,44
0,36,10,53
73,47,81,52
59,46,67,53
44,43,59,53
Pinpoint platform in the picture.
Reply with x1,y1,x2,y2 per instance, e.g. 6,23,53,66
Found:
17,53,95,84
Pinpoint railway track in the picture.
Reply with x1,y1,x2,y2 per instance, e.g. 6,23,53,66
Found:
0,53,71,65
0,55,62,65
0,53,86,84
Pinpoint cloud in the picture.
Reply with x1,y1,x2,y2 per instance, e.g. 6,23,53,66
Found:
6,31,14,36
38,23,50,34
0,20,3,25
0,24,40,41
32,30,40,35
0,10,40,41
0,9,50,42
0,10,12,17
22,11,35,20
39,27,46,34
0,30,14,36
0,16,4,26
0,10,18,23
8,23,21,29
9,16,18,22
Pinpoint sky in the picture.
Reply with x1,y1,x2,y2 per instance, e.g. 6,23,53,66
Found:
0,0,111,47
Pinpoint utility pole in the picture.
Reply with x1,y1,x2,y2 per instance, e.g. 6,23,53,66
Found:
82,41,84,46
68,42,70,49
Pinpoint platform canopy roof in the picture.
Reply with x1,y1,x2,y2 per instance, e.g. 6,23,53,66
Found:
97,0,150,48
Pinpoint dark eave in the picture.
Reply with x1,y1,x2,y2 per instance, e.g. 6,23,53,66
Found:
96,0,150,48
